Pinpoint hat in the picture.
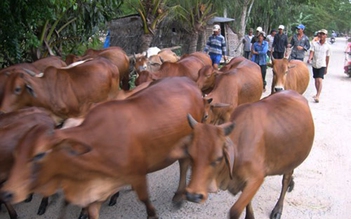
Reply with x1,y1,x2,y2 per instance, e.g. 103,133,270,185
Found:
212,24,220,32
296,24,305,30
278,25,285,30
256,26,262,32
318,29,328,35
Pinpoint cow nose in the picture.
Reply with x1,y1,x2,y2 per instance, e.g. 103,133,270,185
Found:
185,191,204,203
274,88,284,92
0,191,14,202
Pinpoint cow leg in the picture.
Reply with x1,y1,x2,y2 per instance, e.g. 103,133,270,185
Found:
244,201,254,219
172,158,190,208
270,170,294,219
229,177,263,219
86,202,102,219
108,191,120,206
37,197,49,215
78,207,88,219
24,193,33,202
132,177,158,219
3,201,18,219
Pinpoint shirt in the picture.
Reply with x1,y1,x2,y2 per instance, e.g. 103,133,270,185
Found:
290,34,310,60
266,35,275,51
204,34,227,55
251,40,268,65
310,41,331,69
272,33,288,52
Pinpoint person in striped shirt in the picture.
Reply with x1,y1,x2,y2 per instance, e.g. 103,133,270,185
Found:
204,24,227,69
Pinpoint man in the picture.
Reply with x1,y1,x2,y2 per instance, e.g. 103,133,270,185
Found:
242,28,254,59
266,29,277,58
272,25,288,59
204,24,227,69
289,24,310,61
308,29,331,103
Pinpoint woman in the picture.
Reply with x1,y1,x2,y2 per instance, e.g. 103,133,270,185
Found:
251,31,269,91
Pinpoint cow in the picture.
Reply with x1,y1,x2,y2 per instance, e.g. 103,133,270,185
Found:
0,107,56,218
196,56,249,94
66,47,130,90
133,48,180,74
179,90,314,219
0,77,205,219
0,56,67,103
0,57,120,124
267,58,310,94
135,52,212,86
202,59,263,125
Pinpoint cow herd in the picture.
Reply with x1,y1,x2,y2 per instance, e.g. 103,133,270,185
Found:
0,46,314,219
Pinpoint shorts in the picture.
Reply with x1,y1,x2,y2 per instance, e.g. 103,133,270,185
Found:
209,53,222,65
312,67,326,79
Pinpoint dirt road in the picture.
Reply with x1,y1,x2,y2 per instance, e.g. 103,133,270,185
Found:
1,38,351,219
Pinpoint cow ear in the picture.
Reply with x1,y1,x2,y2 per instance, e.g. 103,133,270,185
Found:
25,84,37,98
57,139,92,156
223,136,235,179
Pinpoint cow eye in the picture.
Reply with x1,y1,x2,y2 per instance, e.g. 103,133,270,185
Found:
211,157,223,167
14,86,22,94
32,152,47,162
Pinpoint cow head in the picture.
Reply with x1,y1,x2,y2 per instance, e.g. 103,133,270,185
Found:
197,65,221,92
270,58,296,93
203,97,233,125
184,114,235,203
0,125,91,204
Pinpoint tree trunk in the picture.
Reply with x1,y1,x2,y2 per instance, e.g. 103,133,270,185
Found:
139,33,154,53
188,31,199,54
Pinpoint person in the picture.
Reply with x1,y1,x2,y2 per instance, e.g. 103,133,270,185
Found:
266,29,277,58
344,38,351,74
251,31,269,92
242,28,254,59
204,24,227,69
312,31,320,42
289,24,310,61
272,25,288,59
307,29,331,103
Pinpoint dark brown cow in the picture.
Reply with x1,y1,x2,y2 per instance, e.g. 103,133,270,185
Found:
268,58,310,94
0,56,67,102
181,90,314,219
0,107,56,218
0,57,120,124
66,47,130,90
135,52,212,86
203,59,263,125
0,77,205,219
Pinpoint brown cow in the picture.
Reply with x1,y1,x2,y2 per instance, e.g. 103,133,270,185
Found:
66,47,130,90
0,77,205,219
133,48,180,73
0,57,120,124
203,59,263,125
196,57,253,94
135,52,211,86
181,90,314,219
268,58,310,94
0,107,56,218
0,56,67,102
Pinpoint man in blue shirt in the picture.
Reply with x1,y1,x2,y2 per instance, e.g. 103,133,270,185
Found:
204,24,227,69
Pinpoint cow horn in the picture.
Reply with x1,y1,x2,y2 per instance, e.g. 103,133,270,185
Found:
23,68,44,77
187,113,198,129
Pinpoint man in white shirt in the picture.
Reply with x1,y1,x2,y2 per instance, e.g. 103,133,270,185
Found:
308,29,331,103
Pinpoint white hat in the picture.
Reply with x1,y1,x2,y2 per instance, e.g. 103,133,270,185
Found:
278,25,285,30
256,26,262,32
318,29,328,35
212,24,220,32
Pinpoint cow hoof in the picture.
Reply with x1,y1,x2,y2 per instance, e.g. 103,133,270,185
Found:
147,216,159,219
37,207,46,215
270,211,282,219
172,192,184,209
288,179,295,192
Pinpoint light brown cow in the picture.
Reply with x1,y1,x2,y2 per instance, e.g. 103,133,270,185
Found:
181,90,314,219
203,59,263,125
268,58,310,94
0,57,120,124
0,77,205,219
133,49,180,73
0,56,67,102
135,52,211,86
0,107,56,218
66,47,130,90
